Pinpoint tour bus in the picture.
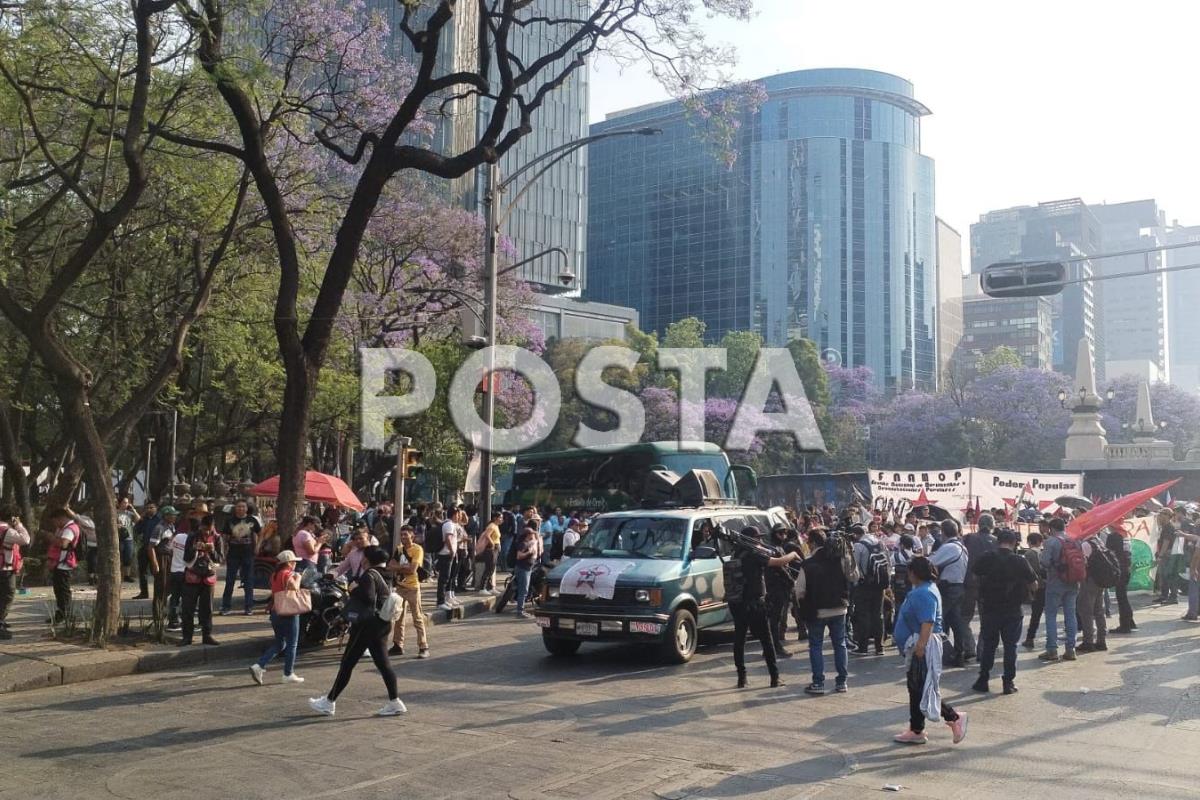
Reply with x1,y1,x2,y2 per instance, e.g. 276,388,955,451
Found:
505,441,757,512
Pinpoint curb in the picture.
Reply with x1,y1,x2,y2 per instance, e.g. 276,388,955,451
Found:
0,592,499,695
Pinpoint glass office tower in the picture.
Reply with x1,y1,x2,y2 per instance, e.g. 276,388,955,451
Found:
588,69,938,391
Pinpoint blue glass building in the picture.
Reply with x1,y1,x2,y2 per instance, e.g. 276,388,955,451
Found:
587,69,938,390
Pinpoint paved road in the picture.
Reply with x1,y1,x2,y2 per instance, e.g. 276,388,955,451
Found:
3,598,1198,800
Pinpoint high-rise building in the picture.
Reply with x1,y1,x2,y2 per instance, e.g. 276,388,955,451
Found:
587,68,938,391
1090,200,1170,383
1164,223,1200,392
958,295,1054,373
969,199,1104,381
936,219,964,386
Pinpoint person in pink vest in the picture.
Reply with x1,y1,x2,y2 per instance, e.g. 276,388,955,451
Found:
0,506,31,639
46,508,80,624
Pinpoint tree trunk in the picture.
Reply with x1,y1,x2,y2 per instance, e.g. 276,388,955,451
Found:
58,386,121,644
274,359,315,537
0,402,34,525
40,459,84,538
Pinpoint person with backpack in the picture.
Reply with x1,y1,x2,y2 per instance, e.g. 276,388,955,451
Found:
850,524,891,657
388,525,430,659
766,525,802,659
726,525,800,689
1039,517,1082,663
46,508,81,624
0,507,31,639
970,528,1037,694
180,514,222,647
797,527,857,695
1077,534,1121,652
929,519,970,667
309,546,406,718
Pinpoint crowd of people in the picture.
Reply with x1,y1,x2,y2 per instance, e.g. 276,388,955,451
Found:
722,499,1200,745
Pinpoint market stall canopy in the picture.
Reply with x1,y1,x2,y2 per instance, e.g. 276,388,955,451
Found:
249,471,364,512
1054,494,1094,512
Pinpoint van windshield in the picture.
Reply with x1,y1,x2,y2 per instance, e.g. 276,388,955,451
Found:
572,517,687,560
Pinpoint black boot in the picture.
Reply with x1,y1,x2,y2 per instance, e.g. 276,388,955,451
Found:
1003,680,1018,695
971,674,989,693
770,671,784,688
736,670,747,689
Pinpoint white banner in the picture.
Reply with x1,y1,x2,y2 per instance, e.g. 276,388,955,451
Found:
868,469,971,520
559,559,636,601
970,469,1083,516
868,468,1084,521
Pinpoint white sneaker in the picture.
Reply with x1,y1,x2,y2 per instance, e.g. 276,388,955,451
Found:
282,673,305,684
448,593,460,606
376,698,408,717
308,696,336,716
249,664,265,685
417,649,430,659
437,602,453,611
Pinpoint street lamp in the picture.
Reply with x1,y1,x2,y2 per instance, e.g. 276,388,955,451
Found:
477,127,661,522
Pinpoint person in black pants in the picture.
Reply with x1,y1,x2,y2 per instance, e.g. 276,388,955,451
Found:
1106,528,1137,632
1022,530,1048,648
971,528,1037,694
180,516,221,647
309,548,406,717
850,525,886,656
729,526,801,689
765,525,800,658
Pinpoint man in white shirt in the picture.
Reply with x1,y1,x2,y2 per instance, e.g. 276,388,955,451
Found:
168,524,190,631
47,508,80,624
437,513,461,610
563,520,583,553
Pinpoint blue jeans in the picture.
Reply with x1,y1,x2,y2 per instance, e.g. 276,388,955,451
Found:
221,552,255,613
807,614,848,687
1043,581,1079,652
514,566,532,613
257,611,300,675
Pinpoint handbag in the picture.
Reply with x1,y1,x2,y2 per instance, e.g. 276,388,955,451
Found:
273,588,312,616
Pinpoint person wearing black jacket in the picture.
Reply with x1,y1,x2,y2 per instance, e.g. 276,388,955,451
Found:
309,547,406,718
971,528,1037,694
765,525,801,658
1107,527,1137,633
729,526,801,689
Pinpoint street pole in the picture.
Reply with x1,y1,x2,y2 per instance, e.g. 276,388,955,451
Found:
145,437,155,501
479,161,500,526
394,436,411,549
169,409,178,504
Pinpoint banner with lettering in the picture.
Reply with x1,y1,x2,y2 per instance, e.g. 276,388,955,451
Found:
868,469,971,521
971,469,1084,516
1120,515,1159,592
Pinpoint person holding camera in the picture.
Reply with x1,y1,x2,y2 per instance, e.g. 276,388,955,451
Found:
388,525,429,658
0,507,31,639
180,514,222,646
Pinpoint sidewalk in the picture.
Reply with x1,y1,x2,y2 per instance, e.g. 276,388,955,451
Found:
0,578,505,695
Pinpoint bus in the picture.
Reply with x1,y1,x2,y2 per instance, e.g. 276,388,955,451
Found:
505,441,756,512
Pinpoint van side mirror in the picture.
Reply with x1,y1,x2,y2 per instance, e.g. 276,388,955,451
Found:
692,545,718,560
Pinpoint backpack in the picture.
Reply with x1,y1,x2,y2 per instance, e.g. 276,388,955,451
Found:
862,541,893,589
891,561,909,594
1085,537,1121,589
1057,537,1088,583
722,553,746,605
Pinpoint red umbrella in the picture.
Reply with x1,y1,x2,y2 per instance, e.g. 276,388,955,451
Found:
1066,479,1180,541
249,470,365,512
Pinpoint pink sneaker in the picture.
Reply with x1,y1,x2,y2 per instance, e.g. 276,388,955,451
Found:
948,713,968,744
893,729,928,744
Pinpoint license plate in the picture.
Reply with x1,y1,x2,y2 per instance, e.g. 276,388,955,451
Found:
534,616,551,628
576,621,599,637
630,621,661,634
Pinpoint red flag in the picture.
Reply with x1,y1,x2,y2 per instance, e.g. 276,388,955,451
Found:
1066,479,1181,541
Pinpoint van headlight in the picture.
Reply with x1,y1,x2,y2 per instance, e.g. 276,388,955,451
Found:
548,585,559,599
634,589,661,604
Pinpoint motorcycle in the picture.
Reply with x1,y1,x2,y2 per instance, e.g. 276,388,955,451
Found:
494,562,548,614
301,573,350,646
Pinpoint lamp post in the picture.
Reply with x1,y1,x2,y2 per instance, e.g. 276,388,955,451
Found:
476,127,661,524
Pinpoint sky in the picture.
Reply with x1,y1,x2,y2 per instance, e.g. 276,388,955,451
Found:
588,0,1200,266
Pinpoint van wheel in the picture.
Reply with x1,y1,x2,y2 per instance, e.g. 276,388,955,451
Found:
543,634,581,657
661,608,697,664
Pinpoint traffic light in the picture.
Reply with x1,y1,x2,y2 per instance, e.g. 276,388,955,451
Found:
403,448,424,480
980,261,1067,297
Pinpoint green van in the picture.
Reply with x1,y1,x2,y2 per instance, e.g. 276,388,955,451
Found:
534,505,789,663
